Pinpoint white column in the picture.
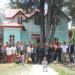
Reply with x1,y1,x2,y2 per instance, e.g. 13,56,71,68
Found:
28,19,32,42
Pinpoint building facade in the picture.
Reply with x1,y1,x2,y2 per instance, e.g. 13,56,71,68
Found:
0,9,69,44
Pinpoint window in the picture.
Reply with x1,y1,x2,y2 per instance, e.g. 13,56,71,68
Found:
18,16,23,24
9,35,15,45
34,12,41,25
18,14,23,24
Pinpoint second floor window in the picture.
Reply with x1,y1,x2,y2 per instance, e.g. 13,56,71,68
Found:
18,16,23,24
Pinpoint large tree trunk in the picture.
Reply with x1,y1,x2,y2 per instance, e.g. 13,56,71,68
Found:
47,0,56,41
46,0,52,42
47,0,62,41
39,0,45,43
50,25,56,40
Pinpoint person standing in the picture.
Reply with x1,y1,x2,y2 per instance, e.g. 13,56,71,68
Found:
11,44,16,62
68,42,74,63
57,43,62,62
61,41,68,62
48,43,53,63
42,57,48,72
33,45,37,63
45,43,49,63
27,45,32,58
36,44,40,63
40,44,45,63
6,45,12,63
16,42,21,54
21,51,25,65
31,45,34,63
52,42,58,61
2,45,7,63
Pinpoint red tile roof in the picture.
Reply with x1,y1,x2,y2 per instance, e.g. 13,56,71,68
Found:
5,8,47,20
5,9,25,19
0,22,26,31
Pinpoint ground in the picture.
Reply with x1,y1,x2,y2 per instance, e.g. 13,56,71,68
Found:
29,64,58,75
0,63,58,75
1,63,75,75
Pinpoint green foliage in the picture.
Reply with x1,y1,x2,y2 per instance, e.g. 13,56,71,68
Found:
9,0,21,8
67,0,75,18
68,30,73,39
9,0,31,9
50,64,75,75
70,30,75,44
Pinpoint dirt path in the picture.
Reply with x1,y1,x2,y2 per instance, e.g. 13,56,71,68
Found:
29,64,59,75
9,64,59,75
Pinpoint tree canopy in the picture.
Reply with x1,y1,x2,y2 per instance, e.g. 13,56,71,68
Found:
68,0,75,18
9,0,40,10
9,0,75,42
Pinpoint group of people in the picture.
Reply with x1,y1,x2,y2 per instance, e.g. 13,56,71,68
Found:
0,40,75,64
26,40,75,64
0,42,25,64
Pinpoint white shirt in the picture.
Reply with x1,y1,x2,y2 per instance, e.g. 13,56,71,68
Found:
27,46,31,53
42,60,48,67
11,46,16,54
6,47,12,55
31,47,34,53
61,45,68,53
20,45,23,51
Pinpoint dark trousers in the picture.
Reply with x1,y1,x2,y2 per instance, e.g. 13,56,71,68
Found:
53,52,58,61
69,53,74,62
31,53,33,62
58,53,61,62
36,55,39,63
48,53,52,63
33,54,36,63
45,54,49,63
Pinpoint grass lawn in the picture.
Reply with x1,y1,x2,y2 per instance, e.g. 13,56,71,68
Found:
49,63,75,75
0,63,31,75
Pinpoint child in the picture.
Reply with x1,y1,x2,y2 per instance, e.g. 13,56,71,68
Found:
16,53,21,64
21,52,25,65
42,57,48,72
27,56,32,64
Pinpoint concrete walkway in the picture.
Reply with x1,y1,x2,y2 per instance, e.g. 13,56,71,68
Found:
29,65,59,75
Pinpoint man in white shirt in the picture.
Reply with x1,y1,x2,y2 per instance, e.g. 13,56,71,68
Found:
27,45,31,58
61,42,68,62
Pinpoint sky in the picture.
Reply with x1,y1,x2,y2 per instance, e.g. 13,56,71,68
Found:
0,0,10,9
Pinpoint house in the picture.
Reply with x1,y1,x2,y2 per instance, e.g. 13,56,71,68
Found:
0,9,26,44
23,9,70,43
0,8,70,44
0,9,41,44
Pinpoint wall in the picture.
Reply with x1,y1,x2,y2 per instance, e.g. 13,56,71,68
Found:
22,18,40,44
23,18,40,34
4,28,21,43
54,16,69,43
22,15,69,43
20,29,29,44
